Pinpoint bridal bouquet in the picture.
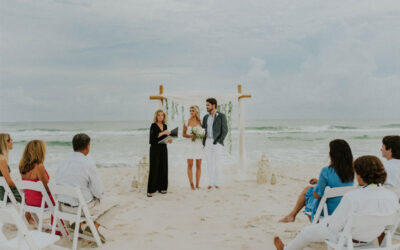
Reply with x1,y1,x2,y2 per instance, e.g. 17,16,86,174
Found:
191,126,206,142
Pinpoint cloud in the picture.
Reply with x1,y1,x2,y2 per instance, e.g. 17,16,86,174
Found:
1,0,399,121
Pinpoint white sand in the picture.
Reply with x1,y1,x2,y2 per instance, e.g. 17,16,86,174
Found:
53,160,328,250
7,161,330,250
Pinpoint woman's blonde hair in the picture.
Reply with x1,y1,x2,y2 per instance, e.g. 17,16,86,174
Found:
190,105,201,124
19,140,47,175
0,133,11,161
153,109,168,124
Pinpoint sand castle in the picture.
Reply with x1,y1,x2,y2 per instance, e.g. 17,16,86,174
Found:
257,153,270,184
132,155,149,189
256,154,277,185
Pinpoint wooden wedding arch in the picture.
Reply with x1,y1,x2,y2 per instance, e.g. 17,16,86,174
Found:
150,85,251,176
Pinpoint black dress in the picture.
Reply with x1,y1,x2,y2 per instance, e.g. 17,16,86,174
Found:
147,123,168,194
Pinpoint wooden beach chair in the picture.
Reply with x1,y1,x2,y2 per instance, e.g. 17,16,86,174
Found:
16,180,68,236
0,177,19,210
325,210,400,250
312,186,356,224
50,184,103,250
0,207,60,250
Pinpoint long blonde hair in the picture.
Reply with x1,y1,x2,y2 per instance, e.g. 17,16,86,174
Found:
190,105,201,124
0,133,10,161
19,140,47,175
153,109,168,124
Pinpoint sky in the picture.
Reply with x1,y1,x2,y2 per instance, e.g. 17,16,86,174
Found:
1,0,400,122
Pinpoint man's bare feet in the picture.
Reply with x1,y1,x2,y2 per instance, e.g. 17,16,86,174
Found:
278,215,295,223
215,186,220,189
273,236,284,250
208,186,212,190
190,183,195,190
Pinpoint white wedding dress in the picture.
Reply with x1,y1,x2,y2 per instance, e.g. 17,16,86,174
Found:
184,120,204,160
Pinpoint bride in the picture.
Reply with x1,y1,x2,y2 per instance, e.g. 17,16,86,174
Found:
182,105,204,190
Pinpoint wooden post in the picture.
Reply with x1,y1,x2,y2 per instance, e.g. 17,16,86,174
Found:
238,84,246,178
159,85,164,107
149,85,165,108
238,85,242,94
159,85,164,95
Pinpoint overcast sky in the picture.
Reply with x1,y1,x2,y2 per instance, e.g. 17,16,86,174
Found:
1,0,399,122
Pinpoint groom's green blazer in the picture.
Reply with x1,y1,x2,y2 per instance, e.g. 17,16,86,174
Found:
202,111,228,146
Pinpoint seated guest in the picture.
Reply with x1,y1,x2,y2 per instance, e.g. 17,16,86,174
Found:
19,140,56,225
274,155,399,250
0,133,21,202
279,139,354,223
381,135,400,187
56,133,116,242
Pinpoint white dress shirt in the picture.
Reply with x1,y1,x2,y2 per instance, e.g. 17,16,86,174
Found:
384,159,400,187
327,185,399,241
56,152,104,206
207,113,215,139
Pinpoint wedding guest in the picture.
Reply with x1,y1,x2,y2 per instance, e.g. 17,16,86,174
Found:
274,155,399,250
183,105,204,190
148,109,171,197
0,133,21,202
279,139,354,223
56,133,116,242
19,140,55,225
202,98,228,190
381,135,400,187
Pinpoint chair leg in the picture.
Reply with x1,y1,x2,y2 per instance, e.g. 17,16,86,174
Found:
72,220,80,250
57,219,68,237
87,218,102,246
51,214,58,235
38,210,44,232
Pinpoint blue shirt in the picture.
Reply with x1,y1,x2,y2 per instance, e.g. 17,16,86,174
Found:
306,166,354,220
207,113,215,139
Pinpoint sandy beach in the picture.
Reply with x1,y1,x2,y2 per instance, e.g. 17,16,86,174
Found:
31,160,328,250
2,120,399,250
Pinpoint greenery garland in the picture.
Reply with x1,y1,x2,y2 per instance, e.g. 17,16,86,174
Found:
165,99,169,117
181,106,185,124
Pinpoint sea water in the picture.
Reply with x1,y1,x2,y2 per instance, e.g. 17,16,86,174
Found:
1,120,399,173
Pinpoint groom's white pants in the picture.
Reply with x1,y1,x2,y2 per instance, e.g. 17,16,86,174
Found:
205,138,223,187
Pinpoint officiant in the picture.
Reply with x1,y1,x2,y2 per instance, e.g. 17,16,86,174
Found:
147,109,172,197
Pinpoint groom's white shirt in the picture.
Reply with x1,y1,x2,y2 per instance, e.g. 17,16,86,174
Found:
207,112,215,139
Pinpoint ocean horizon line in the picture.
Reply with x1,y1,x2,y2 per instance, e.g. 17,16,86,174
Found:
1,118,399,124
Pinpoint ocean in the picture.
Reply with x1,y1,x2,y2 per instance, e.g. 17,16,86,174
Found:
1,120,399,173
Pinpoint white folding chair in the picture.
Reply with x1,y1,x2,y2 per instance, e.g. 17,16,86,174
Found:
325,210,400,250
0,207,60,250
387,186,400,241
50,184,103,250
16,180,67,237
312,186,356,224
0,177,19,210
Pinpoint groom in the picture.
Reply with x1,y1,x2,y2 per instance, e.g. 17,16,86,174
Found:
202,98,228,189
